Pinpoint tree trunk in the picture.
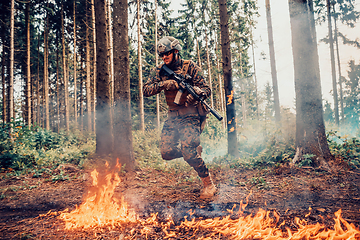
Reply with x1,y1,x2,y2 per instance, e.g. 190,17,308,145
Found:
1,41,6,125
107,0,114,107
73,0,78,127
66,48,70,126
80,57,84,131
61,2,69,131
215,38,224,112
236,41,247,127
241,83,247,127
113,0,135,171
215,34,226,129
265,0,281,123
196,39,201,69
50,61,55,131
218,0,239,158
9,0,15,123
155,0,160,129
25,2,32,127
250,27,259,120
44,2,50,130
137,0,145,132
333,5,344,122
95,0,113,155
91,0,97,133
204,29,214,108
56,45,60,133
86,0,92,131
288,0,334,169
36,35,40,126
326,0,339,126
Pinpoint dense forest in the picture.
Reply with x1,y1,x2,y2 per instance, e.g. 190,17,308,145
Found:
1,0,359,168
1,0,360,238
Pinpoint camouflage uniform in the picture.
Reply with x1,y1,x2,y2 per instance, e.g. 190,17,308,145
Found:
143,58,211,178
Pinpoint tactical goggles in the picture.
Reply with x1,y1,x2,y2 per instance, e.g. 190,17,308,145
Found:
159,50,173,57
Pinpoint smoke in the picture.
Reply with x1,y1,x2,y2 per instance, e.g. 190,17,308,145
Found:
201,107,296,164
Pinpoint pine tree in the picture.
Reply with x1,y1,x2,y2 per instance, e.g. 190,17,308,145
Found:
113,0,135,170
265,0,280,123
218,0,239,158
95,0,112,155
289,0,333,169
9,0,15,125
24,1,32,127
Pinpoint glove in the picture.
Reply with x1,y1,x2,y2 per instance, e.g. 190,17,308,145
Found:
162,80,179,91
186,86,204,106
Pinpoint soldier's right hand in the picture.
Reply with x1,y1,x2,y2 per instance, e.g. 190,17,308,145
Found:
162,80,179,91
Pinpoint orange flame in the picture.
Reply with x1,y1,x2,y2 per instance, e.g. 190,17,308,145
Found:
58,165,360,239
59,161,137,230
227,90,234,105
163,208,360,239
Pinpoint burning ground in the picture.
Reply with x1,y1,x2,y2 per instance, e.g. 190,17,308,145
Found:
0,161,360,239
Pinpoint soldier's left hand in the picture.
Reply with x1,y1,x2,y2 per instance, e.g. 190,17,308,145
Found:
186,86,204,106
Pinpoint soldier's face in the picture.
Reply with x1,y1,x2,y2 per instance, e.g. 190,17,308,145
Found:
162,50,178,65
162,51,173,65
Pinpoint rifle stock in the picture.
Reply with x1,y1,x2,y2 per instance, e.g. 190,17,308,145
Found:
161,65,223,121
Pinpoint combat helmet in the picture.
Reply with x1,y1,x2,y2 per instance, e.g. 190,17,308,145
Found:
157,36,182,56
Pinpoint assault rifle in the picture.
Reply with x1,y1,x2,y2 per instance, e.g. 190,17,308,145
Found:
161,64,223,121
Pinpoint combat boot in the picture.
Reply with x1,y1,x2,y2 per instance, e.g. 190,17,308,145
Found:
200,173,217,199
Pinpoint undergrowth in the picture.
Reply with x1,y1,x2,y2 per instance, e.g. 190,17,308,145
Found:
0,120,95,176
327,130,360,169
1,115,360,178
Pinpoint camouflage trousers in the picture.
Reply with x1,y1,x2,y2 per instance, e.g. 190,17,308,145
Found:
160,114,209,178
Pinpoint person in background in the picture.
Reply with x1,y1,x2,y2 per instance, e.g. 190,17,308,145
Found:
143,36,217,199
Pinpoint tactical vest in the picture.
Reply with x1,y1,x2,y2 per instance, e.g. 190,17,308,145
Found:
162,60,191,111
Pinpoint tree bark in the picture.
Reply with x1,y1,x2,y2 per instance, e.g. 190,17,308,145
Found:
107,0,114,107
218,0,239,158
56,44,60,133
333,5,344,122
80,57,84,130
326,0,339,126
62,1,69,131
73,0,78,127
236,41,247,127
91,0,97,133
155,0,160,129
288,0,334,169
196,39,201,69
86,0,92,131
113,0,135,171
44,2,50,130
36,35,40,126
1,32,6,125
215,34,226,129
137,0,145,132
25,2,32,127
204,29,214,108
250,27,259,120
9,0,15,123
95,0,113,155
265,0,281,123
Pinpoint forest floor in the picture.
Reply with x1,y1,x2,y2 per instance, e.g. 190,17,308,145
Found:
0,159,360,239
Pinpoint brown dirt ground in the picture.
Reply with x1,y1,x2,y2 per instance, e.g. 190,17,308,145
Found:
0,161,360,239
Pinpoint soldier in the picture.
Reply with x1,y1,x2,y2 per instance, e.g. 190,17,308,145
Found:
143,36,217,199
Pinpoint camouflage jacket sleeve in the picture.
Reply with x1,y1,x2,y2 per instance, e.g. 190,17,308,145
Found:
187,60,211,99
143,65,164,97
